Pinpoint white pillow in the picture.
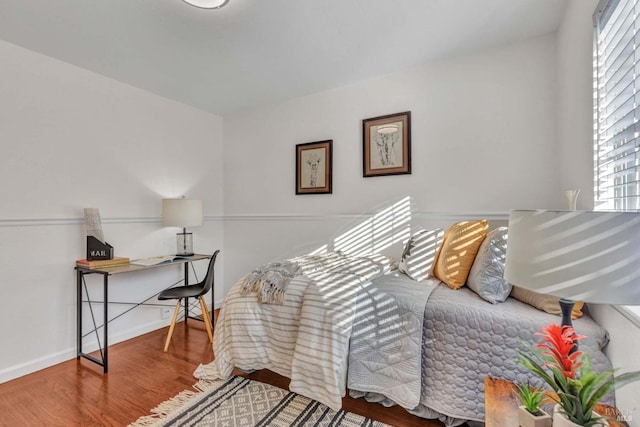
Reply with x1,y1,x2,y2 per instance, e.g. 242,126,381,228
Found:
398,228,444,281
467,227,512,303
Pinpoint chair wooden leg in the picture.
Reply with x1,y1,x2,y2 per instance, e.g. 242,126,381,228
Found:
164,301,181,352
199,297,214,344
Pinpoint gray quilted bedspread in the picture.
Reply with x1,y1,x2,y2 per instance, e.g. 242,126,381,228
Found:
348,273,438,409
415,284,613,424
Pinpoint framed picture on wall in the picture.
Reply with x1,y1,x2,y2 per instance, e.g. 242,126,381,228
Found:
296,140,333,194
362,111,411,177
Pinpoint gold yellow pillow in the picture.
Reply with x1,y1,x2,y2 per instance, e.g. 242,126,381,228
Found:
510,286,584,319
433,220,489,289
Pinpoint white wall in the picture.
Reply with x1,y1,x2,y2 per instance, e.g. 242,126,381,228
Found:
557,0,597,209
0,39,224,382
222,34,560,287
3,4,638,419
557,0,640,423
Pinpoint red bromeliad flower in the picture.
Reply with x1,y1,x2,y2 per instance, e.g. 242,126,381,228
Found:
535,323,585,379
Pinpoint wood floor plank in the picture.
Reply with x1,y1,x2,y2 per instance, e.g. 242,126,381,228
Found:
0,313,445,426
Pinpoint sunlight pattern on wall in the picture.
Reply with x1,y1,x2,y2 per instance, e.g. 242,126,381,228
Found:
333,196,412,256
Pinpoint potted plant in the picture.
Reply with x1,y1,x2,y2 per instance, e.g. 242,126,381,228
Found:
519,323,640,426
515,382,551,427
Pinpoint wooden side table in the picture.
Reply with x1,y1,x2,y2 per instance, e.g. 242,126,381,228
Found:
484,377,629,427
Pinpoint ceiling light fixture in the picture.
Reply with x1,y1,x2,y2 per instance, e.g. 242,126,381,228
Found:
182,0,229,9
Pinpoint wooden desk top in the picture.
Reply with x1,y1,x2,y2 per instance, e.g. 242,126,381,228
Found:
76,254,210,275
484,377,628,427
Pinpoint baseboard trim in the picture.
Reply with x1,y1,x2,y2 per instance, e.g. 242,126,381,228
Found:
0,319,171,385
0,348,76,385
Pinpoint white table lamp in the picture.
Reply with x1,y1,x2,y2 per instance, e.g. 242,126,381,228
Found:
504,210,640,330
162,197,203,256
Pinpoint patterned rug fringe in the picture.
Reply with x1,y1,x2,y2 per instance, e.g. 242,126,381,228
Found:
130,376,390,427
129,379,225,427
192,378,226,393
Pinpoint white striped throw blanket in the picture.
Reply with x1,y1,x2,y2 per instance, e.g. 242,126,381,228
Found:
194,252,394,411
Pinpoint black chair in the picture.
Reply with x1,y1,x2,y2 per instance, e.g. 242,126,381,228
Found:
158,250,219,352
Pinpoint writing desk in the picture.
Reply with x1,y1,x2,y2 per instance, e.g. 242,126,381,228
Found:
75,254,212,373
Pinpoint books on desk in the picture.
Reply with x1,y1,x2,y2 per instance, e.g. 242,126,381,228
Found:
130,255,189,267
76,257,130,269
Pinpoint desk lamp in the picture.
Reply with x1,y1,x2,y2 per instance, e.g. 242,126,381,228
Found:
162,197,203,256
504,210,640,333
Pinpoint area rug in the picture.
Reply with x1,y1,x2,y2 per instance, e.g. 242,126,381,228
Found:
130,375,390,427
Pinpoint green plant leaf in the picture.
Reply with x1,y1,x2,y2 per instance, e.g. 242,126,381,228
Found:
585,370,640,412
516,382,546,413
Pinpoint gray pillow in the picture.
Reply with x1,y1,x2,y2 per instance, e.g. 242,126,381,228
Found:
398,227,444,281
467,227,511,303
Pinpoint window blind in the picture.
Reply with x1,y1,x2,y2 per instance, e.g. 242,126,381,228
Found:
594,0,640,211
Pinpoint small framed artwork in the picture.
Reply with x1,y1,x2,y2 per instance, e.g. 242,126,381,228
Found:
296,140,333,195
362,111,411,177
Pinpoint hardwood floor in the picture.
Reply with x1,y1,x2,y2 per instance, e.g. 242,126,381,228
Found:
0,316,443,426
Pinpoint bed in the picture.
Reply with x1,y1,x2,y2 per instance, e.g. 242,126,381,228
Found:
349,274,612,425
193,228,613,426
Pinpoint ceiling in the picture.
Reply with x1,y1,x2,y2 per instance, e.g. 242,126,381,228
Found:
0,0,568,116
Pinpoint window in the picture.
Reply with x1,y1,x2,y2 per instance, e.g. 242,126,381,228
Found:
593,0,640,211
594,0,640,322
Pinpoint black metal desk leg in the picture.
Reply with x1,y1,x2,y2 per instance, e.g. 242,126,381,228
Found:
103,273,108,373
77,269,82,359
184,263,189,321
